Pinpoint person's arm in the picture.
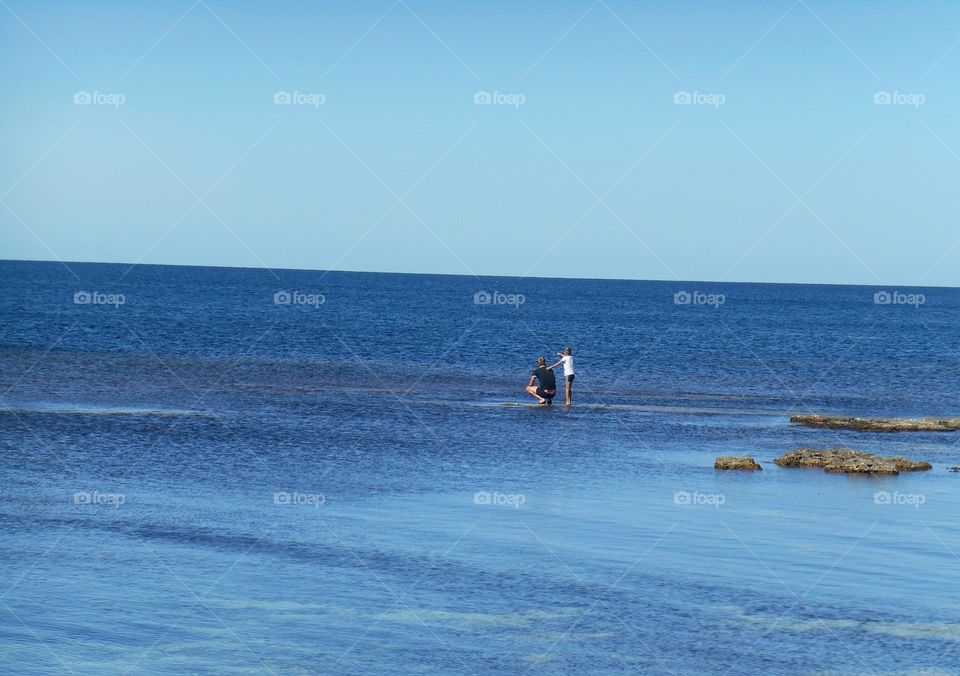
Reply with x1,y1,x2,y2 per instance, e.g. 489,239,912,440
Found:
546,360,563,370
528,375,537,387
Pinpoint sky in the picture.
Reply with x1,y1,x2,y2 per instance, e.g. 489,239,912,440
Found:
2,0,959,286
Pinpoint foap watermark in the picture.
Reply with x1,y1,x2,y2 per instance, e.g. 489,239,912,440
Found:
473,491,525,509
74,90,126,108
474,290,525,307
473,90,525,108
273,491,325,508
874,490,925,508
674,90,725,108
273,90,325,108
74,491,125,507
274,290,325,308
674,290,725,308
74,290,125,307
873,91,925,108
673,490,725,508
874,290,925,307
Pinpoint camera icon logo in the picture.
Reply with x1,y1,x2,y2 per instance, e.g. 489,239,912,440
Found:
873,490,891,505
873,291,891,305
873,91,891,105
74,291,92,304
73,491,92,504
273,90,292,105
273,491,291,505
73,90,92,105
473,491,492,505
274,290,292,305
673,491,691,505
473,90,492,105
673,291,691,305
474,290,492,305
673,91,692,105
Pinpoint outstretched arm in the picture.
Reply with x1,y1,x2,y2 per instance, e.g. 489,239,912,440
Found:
546,359,563,370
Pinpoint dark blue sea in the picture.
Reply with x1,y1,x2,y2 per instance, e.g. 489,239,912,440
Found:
2,260,959,674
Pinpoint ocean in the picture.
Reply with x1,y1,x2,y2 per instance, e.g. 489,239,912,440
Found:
1,260,959,674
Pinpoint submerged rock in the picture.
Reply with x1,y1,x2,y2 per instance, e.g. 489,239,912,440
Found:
790,415,960,432
774,448,932,475
714,456,762,470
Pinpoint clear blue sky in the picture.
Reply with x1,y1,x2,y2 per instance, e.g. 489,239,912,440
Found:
2,0,959,285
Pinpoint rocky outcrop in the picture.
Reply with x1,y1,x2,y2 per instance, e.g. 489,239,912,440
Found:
715,456,762,470
790,415,960,432
774,448,932,474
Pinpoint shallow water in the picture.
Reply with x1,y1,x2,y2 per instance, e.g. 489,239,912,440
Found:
2,261,959,674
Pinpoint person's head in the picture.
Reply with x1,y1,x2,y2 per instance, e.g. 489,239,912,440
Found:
537,356,546,367
564,347,572,355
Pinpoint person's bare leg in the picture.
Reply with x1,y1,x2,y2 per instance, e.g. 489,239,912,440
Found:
565,380,572,406
525,385,545,404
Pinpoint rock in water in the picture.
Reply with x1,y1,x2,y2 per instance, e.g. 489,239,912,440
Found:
774,448,861,468
790,415,960,432
714,456,762,470
774,448,932,474
824,456,931,474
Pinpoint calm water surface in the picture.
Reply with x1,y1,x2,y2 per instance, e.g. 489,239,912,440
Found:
1,261,959,674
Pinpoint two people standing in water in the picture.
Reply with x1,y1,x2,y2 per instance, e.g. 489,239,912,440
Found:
525,347,575,406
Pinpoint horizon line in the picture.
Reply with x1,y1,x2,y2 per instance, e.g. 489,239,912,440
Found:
1,257,956,291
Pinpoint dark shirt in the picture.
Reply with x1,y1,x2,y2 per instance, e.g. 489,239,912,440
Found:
532,367,556,391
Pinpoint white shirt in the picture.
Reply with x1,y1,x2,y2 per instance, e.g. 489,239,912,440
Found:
560,355,575,377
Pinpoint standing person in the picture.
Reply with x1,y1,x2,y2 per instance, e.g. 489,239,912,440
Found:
548,347,575,406
525,356,556,405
